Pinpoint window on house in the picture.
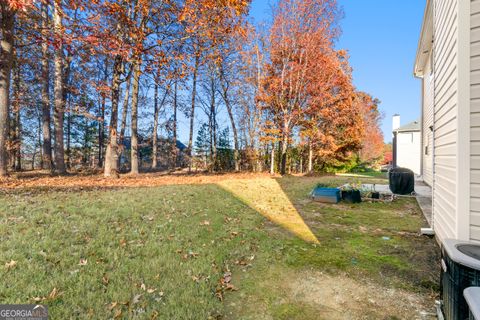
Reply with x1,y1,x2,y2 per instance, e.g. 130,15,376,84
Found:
425,145,429,155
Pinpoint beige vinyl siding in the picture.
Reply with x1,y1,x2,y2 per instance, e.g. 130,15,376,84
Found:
471,0,480,241
423,52,434,186
433,0,458,241
397,131,421,174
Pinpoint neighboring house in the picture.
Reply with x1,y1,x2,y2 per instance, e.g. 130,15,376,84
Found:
120,136,187,169
392,115,421,175
414,0,479,243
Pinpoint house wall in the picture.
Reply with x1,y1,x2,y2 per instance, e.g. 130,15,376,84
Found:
396,131,421,175
423,52,434,186
432,0,458,241
470,0,480,242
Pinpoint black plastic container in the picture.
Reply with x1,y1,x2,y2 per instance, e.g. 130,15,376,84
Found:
341,190,361,203
389,167,414,195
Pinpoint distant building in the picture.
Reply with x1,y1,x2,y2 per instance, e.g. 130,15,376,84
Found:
392,114,421,175
121,136,187,169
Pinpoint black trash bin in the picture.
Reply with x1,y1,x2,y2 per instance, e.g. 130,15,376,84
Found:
341,190,362,203
389,167,414,195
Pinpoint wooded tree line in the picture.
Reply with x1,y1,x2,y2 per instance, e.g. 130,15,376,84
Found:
0,0,384,178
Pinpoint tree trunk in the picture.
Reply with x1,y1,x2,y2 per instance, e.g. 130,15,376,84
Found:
41,3,53,171
130,59,141,175
63,54,71,169
270,142,275,175
208,114,213,169
66,105,71,168
98,58,108,168
31,149,36,170
52,0,66,174
171,81,178,169
117,73,131,170
188,54,199,161
13,65,21,171
119,73,131,147
280,134,288,175
152,84,168,170
10,59,22,171
104,55,122,178
210,76,217,169
152,79,159,170
82,118,89,164
0,6,14,177
37,108,43,169
308,139,313,173
222,89,239,172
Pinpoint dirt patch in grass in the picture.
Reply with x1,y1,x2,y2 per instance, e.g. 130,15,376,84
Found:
285,271,437,320
226,266,438,320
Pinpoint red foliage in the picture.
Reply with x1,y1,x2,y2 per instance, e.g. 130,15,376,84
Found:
383,151,393,165
5,0,34,11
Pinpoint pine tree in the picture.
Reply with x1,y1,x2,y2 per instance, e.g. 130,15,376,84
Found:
217,127,233,171
195,123,210,167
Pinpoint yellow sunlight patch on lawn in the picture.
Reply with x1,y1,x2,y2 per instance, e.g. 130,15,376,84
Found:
217,178,319,243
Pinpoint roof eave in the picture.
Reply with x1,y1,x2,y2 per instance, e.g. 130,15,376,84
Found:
394,129,421,133
414,0,433,78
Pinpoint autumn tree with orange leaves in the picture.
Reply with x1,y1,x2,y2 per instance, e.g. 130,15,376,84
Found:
0,0,384,177
259,0,357,174
357,92,384,166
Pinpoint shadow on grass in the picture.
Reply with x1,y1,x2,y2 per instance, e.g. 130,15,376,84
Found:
217,178,319,243
0,174,441,319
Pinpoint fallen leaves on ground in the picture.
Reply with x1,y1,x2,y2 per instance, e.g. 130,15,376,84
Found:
32,287,62,303
0,171,274,192
5,260,17,270
216,269,238,301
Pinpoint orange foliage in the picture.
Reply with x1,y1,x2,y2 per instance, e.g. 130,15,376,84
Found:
5,0,33,10
356,92,385,164
259,0,366,170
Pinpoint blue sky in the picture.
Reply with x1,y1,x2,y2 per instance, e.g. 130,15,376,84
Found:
249,0,426,142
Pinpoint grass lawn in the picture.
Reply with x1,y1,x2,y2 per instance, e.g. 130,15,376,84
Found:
0,174,439,319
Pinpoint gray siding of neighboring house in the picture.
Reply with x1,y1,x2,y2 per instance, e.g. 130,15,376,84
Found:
423,52,434,187
433,0,458,240
470,0,480,241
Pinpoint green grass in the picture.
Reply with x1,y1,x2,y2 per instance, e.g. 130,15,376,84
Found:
0,175,439,319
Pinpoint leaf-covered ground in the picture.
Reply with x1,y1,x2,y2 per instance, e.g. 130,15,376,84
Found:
0,173,439,319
